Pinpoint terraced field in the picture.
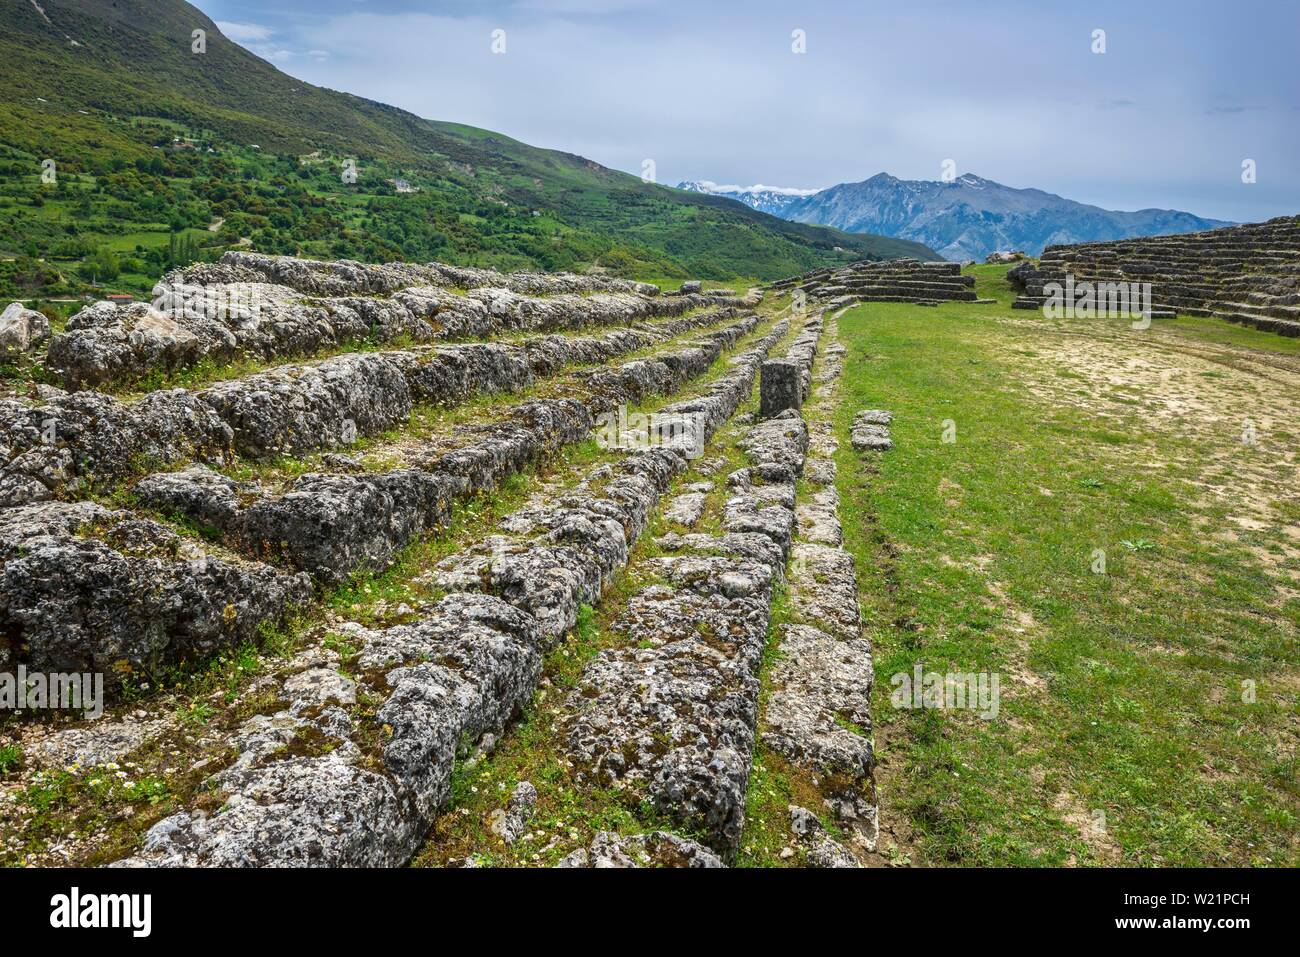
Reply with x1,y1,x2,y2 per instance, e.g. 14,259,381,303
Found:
2,253,1294,869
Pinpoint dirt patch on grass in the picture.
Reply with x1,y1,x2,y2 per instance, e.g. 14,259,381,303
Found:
1004,314,1300,576
1053,789,1123,866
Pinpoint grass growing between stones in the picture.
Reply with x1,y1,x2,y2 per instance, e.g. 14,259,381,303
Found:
835,272,1299,867
411,317,803,867
95,303,730,398
737,579,852,868
0,308,792,868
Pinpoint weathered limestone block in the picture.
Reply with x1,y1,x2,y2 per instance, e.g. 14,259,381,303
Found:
487,782,537,844
760,358,803,418
661,482,711,527
135,465,461,587
851,409,894,452
133,465,249,529
790,542,861,639
796,484,843,545
789,805,860,868
0,388,233,506
0,302,50,353
0,501,310,688
48,299,239,390
764,624,875,781
239,470,460,585
197,352,414,458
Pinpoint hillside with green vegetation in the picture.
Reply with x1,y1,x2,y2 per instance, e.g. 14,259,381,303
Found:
0,0,936,304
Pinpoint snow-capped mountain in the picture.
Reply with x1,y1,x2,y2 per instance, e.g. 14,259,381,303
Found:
676,181,822,218
681,173,1231,261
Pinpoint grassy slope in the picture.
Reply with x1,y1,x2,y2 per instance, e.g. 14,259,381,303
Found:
838,265,1298,866
0,0,937,294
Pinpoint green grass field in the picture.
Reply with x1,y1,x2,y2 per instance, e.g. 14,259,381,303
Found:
835,267,1299,866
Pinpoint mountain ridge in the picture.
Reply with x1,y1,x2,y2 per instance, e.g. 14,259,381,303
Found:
680,172,1233,261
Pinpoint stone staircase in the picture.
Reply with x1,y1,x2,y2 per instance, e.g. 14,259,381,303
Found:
768,259,984,308
1007,215,1300,336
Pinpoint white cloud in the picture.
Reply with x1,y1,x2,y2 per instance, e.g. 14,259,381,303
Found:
192,0,1300,223
216,21,274,43
217,19,329,64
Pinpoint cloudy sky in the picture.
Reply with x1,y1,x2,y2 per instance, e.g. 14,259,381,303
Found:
191,0,1299,223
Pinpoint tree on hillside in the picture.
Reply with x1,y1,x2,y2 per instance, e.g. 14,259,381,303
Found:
80,248,121,283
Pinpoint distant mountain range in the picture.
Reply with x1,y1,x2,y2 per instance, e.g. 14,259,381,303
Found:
676,181,820,218
677,173,1232,261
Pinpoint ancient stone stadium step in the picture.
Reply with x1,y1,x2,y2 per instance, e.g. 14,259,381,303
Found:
752,309,876,867
185,250,664,298
1216,311,1300,337
769,259,981,309
44,252,752,391
1009,215,1300,337
1011,295,1178,320
131,314,765,586
0,306,749,507
0,501,310,693
110,320,793,867
557,320,823,860
0,313,769,712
